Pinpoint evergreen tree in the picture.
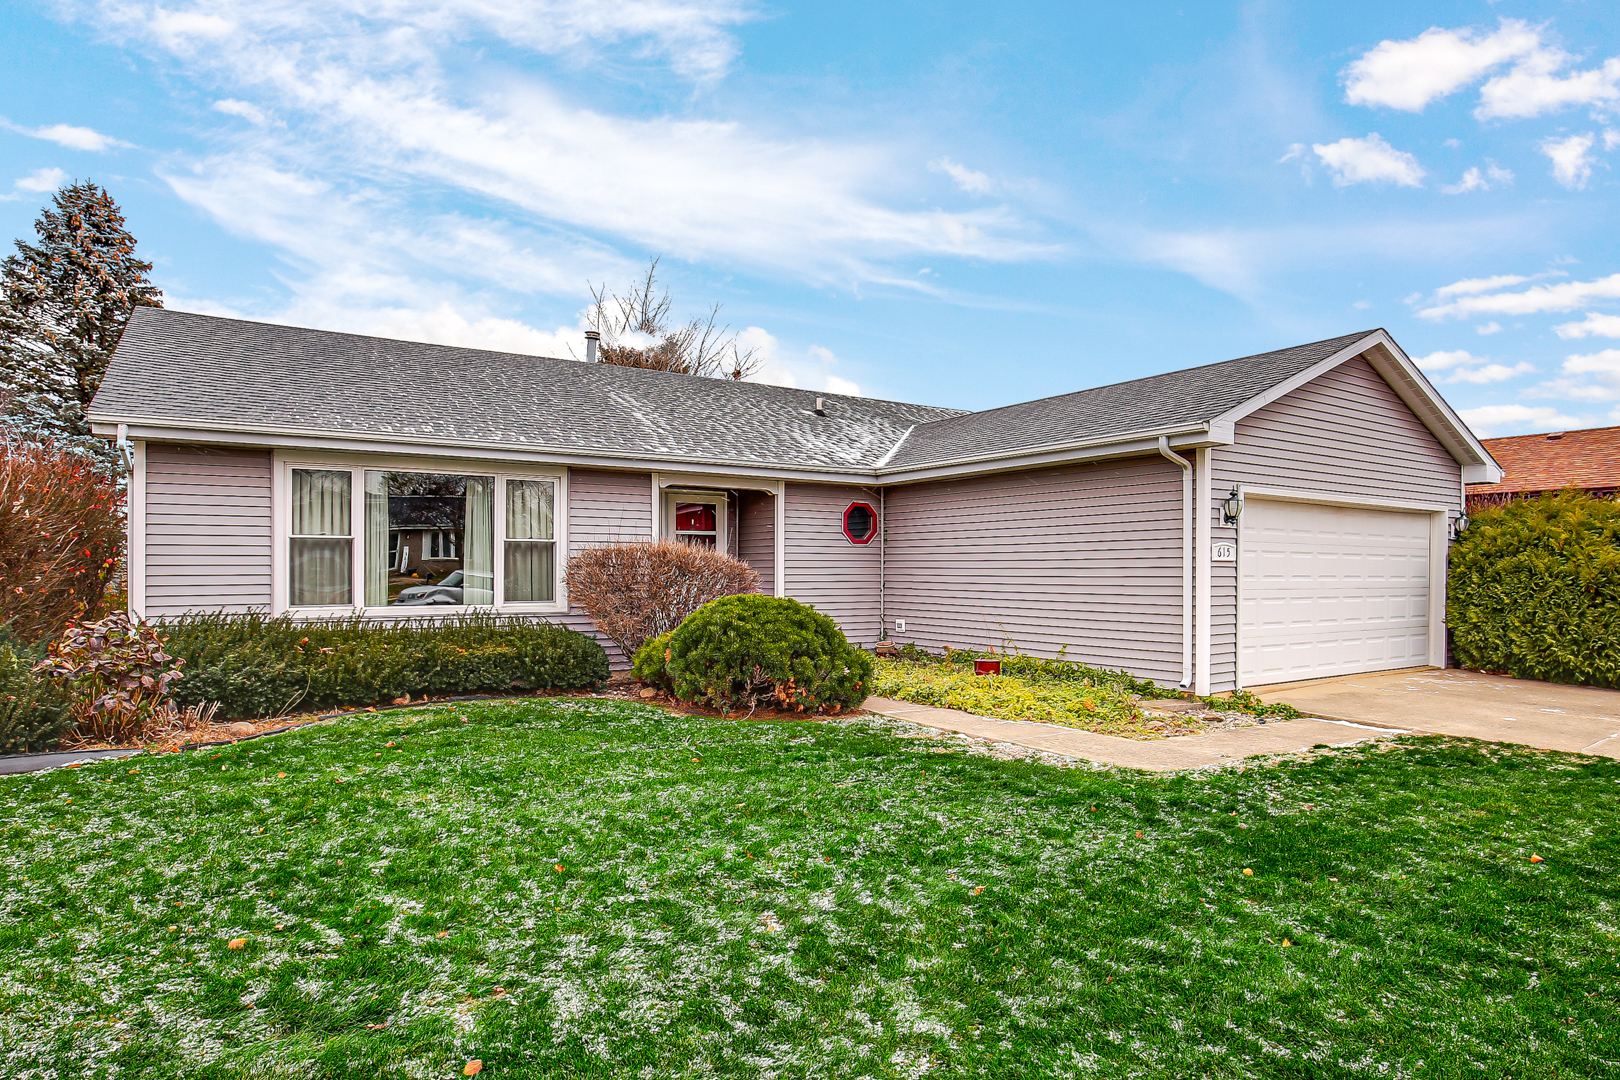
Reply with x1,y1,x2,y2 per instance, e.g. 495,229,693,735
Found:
0,181,162,460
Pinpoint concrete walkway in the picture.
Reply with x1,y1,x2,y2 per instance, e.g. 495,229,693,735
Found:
861,697,1402,772
1255,667,1620,759
0,747,143,775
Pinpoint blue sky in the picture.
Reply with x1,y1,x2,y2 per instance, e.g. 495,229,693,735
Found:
2,0,1617,435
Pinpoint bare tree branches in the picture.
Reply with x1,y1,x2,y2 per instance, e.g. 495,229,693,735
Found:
580,257,760,380
564,538,760,660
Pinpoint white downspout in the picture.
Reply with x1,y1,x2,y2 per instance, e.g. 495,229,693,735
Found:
1156,437,1193,689
1193,447,1213,696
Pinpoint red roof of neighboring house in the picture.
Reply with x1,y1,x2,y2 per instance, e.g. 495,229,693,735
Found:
1468,424,1620,495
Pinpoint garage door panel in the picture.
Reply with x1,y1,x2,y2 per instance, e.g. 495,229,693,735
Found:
1240,499,1430,685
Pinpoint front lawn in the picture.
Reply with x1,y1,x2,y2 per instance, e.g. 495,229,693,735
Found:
2,699,1615,1078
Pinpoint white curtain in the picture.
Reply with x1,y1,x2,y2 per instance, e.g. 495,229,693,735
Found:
464,476,495,605
289,469,351,606
364,471,390,607
504,479,555,602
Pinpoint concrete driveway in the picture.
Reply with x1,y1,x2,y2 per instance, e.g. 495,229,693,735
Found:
1255,667,1620,759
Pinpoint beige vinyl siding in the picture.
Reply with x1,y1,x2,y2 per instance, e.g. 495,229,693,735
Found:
1209,355,1463,692
144,444,273,617
561,468,654,668
783,482,882,645
567,468,654,553
736,489,776,594
882,457,1185,683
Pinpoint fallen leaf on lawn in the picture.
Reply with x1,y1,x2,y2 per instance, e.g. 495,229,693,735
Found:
275,924,284,930
464,1061,483,1076
366,1022,388,1030
460,718,469,723
168,924,177,931
1135,831,1143,839
366,707,378,713
1282,939,1292,947
555,864,565,873
276,772,286,778
228,938,247,949
971,886,984,895
437,931,449,938
386,742,395,747
1243,868,1254,877
1530,855,1544,863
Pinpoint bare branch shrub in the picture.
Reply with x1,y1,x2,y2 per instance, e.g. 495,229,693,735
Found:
565,539,760,660
578,257,760,380
1,427,122,642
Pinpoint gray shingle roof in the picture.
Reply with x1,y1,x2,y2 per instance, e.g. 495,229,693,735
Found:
90,308,964,472
881,330,1376,470
89,309,1379,476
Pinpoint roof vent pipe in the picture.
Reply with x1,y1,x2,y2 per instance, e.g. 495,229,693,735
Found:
814,397,827,416
584,330,600,363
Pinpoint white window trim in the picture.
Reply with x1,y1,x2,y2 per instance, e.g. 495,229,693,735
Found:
651,472,785,597
271,450,568,617
663,490,728,554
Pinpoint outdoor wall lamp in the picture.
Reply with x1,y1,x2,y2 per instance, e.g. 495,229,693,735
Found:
1220,487,1244,525
1450,513,1471,541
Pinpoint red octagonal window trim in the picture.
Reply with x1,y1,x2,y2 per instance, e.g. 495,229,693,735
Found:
842,501,877,545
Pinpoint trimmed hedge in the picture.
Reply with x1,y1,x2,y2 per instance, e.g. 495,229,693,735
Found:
162,612,609,719
1448,492,1620,688
0,634,71,753
635,595,872,713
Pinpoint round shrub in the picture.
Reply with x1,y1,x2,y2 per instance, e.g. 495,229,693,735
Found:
1448,492,1620,687
631,632,673,689
659,595,873,713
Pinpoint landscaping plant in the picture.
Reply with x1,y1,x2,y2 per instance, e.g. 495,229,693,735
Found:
32,611,184,745
162,611,609,719
641,593,872,713
0,632,69,752
0,430,122,643
1449,491,1620,687
566,539,759,661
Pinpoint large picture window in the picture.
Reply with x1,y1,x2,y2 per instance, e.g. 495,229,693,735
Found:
290,469,352,606
285,465,559,611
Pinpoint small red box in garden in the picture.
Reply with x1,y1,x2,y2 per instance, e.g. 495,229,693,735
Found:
974,659,1001,676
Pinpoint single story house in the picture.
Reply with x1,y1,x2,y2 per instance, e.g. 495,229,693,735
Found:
1466,424,1620,510
87,308,1501,693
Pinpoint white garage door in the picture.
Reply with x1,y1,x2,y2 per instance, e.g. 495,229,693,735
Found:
1239,499,1432,686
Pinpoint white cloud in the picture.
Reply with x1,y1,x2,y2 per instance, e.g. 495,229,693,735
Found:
1419,272,1620,320
1524,348,1620,404
1608,129,1620,151
1476,321,1502,335
929,157,995,195
1,118,129,151
1342,20,1540,112
741,328,861,395
1413,349,1487,371
1445,361,1535,384
1460,403,1584,436
1540,133,1597,190
1563,348,1620,378
1441,163,1513,194
1554,312,1620,339
1478,54,1620,121
212,99,272,126
1312,134,1424,187
1436,273,1532,298
2,166,69,199
1341,18,1620,122
13,166,68,193
65,0,1047,302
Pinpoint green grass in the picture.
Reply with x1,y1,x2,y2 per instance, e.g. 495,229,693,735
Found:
2,699,1617,1079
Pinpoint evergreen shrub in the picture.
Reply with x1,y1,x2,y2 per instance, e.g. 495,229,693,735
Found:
639,595,872,713
162,612,608,718
1448,492,1620,687
0,634,70,753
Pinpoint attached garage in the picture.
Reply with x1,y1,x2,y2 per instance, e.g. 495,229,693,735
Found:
1238,496,1443,686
